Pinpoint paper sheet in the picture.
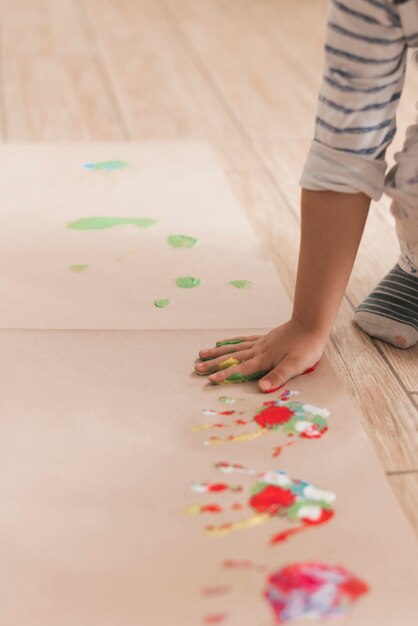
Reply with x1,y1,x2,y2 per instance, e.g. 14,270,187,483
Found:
0,143,289,329
1,329,417,626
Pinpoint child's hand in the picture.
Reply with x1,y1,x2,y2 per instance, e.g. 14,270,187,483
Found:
195,319,327,392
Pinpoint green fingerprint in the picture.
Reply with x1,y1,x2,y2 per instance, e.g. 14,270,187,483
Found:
168,234,198,248
69,264,89,273
219,371,268,384
229,280,252,289
154,299,170,309
83,160,128,171
215,339,245,348
68,217,156,231
175,276,201,289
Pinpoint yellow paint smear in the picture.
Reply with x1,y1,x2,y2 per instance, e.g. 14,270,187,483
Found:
206,514,269,536
219,357,240,370
205,429,268,445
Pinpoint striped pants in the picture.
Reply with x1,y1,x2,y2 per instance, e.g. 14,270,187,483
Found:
300,0,418,274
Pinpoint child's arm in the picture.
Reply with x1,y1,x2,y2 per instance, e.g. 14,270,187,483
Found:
196,189,370,391
196,0,407,390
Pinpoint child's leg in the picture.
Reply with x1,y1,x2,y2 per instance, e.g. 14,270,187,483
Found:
355,105,418,348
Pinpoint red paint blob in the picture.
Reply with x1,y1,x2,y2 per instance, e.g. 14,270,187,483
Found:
203,612,228,624
254,406,295,429
270,524,309,544
207,483,231,492
339,577,370,599
302,508,334,526
265,385,284,393
302,362,319,375
201,504,223,514
272,441,297,457
249,485,296,515
300,426,328,440
270,509,334,544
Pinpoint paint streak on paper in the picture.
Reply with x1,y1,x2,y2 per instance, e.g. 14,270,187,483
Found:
201,410,236,417
202,613,228,624
68,217,156,230
69,264,89,273
175,276,201,288
223,559,267,572
206,513,269,536
83,160,128,171
215,462,256,476
229,280,252,289
273,441,296,458
265,562,369,622
191,482,242,493
201,586,231,598
205,430,268,446
167,234,198,248
186,504,223,515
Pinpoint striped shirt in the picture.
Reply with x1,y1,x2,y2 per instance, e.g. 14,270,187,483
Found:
300,0,418,200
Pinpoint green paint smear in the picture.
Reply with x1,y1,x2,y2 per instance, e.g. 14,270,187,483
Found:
216,339,245,348
83,160,128,171
69,264,89,273
68,217,156,231
175,276,201,288
154,299,170,309
218,370,268,384
168,234,198,248
229,280,252,289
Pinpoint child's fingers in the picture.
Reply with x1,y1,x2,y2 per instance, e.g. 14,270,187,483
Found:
199,340,256,362
207,358,261,384
258,355,303,393
195,349,255,375
215,335,262,347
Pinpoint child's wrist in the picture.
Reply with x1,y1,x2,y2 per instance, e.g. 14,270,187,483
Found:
290,313,331,343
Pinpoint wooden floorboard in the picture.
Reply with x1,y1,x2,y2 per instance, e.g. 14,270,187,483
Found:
0,0,124,140
388,472,418,540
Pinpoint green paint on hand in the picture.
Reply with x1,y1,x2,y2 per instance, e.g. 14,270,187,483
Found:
68,217,156,231
216,339,245,348
216,371,268,385
83,160,128,171
168,234,198,248
175,276,201,288
70,264,89,273
154,299,170,309
229,280,252,289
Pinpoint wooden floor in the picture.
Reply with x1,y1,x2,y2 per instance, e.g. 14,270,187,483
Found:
1,0,417,536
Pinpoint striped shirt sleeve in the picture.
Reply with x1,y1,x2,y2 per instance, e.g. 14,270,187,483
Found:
300,0,408,200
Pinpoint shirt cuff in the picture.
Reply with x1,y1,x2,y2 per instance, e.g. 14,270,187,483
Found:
299,140,387,201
